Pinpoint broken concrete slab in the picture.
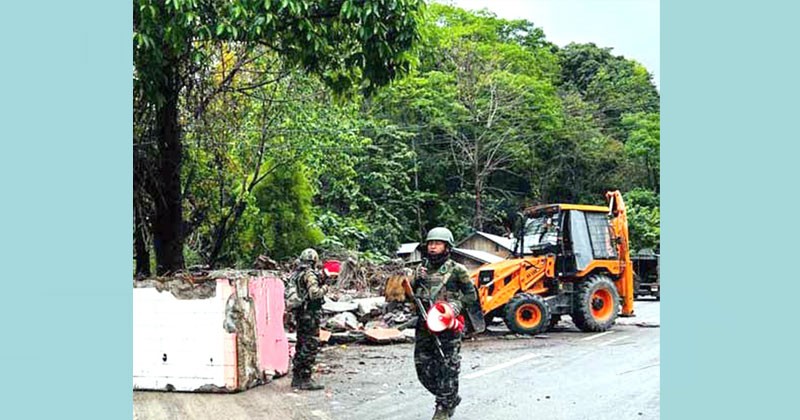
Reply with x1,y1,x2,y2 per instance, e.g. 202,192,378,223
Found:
322,301,359,313
364,327,403,344
133,277,217,300
133,272,289,393
402,329,416,341
363,320,390,330
353,297,386,316
326,312,360,332
319,329,332,343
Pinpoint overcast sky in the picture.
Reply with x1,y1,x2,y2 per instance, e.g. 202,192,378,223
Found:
443,0,660,88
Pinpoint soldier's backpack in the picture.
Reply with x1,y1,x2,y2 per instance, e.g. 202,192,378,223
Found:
284,268,307,310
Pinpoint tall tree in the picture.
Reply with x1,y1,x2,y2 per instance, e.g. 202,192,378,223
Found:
558,42,659,141
134,0,424,273
622,112,660,192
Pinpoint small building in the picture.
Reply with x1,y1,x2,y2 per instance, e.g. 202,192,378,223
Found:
396,231,515,273
396,242,422,262
456,231,516,259
451,248,505,273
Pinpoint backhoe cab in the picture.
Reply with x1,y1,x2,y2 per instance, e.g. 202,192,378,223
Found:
470,191,635,335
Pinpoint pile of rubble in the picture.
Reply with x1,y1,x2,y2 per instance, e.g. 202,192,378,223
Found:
176,253,422,346
284,256,419,346
315,295,418,345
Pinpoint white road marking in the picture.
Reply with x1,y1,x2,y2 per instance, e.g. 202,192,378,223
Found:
581,331,614,341
463,353,542,380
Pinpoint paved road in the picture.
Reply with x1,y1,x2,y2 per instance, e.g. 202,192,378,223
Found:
134,300,660,420
308,299,660,420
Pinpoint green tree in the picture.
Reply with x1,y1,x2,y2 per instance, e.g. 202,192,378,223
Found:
558,43,659,141
624,188,660,251
134,0,424,274
235,162,323,263
622,112,660,192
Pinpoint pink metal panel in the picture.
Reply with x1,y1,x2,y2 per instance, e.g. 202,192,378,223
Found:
249,274,290,376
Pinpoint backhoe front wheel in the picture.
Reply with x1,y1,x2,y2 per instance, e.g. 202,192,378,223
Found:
572,274,620,332
504,293,551,335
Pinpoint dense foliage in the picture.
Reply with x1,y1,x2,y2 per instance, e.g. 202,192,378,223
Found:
134,2,660,274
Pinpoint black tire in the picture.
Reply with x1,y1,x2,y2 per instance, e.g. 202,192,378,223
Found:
633,273,642,300
503,293,551,335
572,274,620,332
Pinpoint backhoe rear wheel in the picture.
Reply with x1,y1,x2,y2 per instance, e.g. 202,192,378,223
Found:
504,293,551,335
572,274,620,332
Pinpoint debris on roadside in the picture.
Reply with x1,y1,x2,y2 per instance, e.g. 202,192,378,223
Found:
284,256,418,349
319,329,332,344
322,301,359,313
353,297,386,317
325,312,360,331
364,327,404,344
402,329,416,341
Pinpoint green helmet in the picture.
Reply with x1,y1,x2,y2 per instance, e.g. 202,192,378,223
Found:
299,248,319,264
426,227,455,247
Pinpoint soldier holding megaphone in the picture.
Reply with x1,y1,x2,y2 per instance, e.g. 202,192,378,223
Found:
404,227,478,420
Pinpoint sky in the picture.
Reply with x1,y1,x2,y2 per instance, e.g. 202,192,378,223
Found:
443,0,660,88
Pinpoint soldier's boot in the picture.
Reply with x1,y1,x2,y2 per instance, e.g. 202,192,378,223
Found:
432,405,449,420
446,396,462,418
295,378,325,391
290,374,302,388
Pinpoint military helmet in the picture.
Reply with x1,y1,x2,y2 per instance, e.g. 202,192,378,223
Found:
299,248,319,264
425,227,455,247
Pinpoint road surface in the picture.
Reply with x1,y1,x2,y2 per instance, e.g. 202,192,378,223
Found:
134,299,660,420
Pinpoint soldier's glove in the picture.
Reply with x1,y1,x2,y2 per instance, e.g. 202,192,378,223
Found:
414,266,428,286
453,314,466,333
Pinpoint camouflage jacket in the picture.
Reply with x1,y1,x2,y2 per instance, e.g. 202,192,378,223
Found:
298,268,327,311
412,258,477,314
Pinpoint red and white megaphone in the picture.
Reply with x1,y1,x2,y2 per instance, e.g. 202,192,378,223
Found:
323,260,341,278
426,301,460,332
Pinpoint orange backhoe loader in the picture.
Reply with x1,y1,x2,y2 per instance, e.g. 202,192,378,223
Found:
468,190,635,335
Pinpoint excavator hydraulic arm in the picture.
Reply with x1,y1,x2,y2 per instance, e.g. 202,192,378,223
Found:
607,190,635,316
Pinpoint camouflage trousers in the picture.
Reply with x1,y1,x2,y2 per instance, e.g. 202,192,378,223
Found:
414,325,463,410
292,308,321,380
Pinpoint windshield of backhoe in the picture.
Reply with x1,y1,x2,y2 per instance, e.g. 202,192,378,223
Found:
516,213,559,253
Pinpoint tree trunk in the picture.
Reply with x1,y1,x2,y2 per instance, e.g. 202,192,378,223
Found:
205,201,247,268
134,207,151,278
474,138,482,230
152,86,185,274
475,178,483,231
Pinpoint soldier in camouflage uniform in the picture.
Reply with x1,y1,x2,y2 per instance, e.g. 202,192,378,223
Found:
411,227,478,419
291,248,329,391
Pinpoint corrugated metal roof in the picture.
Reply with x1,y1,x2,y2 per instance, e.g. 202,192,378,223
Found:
452,248,505,264
474,231,515,251
397,242,420,255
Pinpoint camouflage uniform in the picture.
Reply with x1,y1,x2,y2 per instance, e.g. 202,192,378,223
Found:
412,257,478,416
291,266,327,387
